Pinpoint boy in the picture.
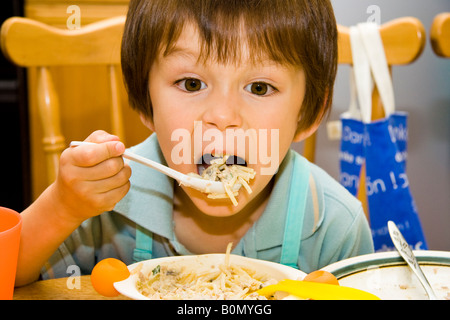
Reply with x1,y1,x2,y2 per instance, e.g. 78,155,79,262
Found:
15,0,373,286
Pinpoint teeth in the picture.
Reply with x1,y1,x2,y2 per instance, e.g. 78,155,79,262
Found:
200,154,247,166
197,154,248,175
226,155,247,166
211,152,223,158
201,154,220,165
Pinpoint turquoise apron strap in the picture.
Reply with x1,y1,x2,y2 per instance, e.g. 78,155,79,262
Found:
279,155,310,269
133,224,153,262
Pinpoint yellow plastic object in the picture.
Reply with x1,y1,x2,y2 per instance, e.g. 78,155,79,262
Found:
256,279,380,300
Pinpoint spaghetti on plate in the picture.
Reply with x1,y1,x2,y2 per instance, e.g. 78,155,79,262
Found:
134,244,276,300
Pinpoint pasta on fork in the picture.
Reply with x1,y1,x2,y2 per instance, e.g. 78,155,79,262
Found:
188,155,256,206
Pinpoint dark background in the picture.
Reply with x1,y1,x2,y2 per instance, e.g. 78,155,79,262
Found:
0,0,31,212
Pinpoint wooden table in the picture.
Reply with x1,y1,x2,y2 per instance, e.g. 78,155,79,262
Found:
13,275,130,300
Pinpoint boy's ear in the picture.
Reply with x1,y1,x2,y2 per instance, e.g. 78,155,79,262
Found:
293,90,330,142
293,120,321,142
140,113,155,132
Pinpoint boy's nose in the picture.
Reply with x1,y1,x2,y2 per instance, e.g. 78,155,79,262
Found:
201,92,243,131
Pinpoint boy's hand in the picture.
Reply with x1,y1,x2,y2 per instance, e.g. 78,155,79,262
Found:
53,130,131,223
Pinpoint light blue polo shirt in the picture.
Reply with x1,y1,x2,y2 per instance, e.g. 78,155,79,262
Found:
41,134,373,279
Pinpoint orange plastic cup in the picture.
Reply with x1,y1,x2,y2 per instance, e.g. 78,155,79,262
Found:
0,207,22,300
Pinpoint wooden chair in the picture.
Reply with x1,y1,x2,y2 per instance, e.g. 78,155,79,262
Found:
303,17,426,219
1,16,149,199
430,12,450,58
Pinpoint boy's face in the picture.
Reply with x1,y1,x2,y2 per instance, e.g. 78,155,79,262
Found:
145,24,311,217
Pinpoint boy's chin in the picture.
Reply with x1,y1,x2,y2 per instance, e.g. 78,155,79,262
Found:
188,192,248,217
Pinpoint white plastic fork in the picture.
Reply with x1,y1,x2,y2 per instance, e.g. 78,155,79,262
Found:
70,141,240,194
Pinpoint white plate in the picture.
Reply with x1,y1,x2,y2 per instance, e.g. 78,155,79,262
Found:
114,254,306,300
322,250,450,300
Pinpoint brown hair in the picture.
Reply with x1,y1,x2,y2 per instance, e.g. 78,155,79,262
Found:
121,0,337,131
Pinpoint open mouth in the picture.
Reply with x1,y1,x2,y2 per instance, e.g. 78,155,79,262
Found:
197,153,247,175
190,153,256,206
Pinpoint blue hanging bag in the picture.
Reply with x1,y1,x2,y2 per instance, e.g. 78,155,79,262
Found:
339,23,427,251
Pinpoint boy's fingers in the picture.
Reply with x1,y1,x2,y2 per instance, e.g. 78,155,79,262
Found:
70,140,125,167
71,157,130,181
85,130,120,144
83,164,132,193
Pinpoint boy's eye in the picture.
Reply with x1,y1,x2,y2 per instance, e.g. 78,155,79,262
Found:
245,82,276,96
176,78,207,92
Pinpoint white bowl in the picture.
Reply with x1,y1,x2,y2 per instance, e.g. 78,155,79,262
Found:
322,250,450,300
114,254,306,300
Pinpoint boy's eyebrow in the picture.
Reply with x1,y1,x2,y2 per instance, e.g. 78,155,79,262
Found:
163,45,200,61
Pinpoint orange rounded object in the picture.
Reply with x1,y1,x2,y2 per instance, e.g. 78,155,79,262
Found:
303,270,339,286
91,258,130,297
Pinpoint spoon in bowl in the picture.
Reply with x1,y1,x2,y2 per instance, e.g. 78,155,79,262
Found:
388,221,438,300
70,141,241,194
